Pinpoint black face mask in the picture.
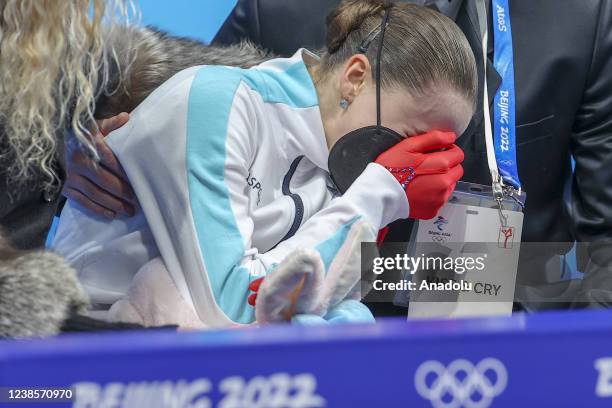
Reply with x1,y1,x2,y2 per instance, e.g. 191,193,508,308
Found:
327,7,404,194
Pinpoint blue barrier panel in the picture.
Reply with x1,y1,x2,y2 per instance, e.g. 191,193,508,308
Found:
1,309,612,407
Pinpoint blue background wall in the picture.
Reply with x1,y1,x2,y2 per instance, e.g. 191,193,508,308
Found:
137,0,238,43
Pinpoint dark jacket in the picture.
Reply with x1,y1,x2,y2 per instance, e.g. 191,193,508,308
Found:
213,0,612,279
0,136,65,250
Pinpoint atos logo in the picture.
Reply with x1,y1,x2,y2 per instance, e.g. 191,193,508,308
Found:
433,216,449,232
415,358,508,408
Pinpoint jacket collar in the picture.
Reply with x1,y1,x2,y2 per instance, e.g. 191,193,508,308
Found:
274,49,329,171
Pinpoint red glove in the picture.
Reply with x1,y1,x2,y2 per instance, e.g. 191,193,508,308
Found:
247,277,264,306
376,226,390,246
375,130,464,220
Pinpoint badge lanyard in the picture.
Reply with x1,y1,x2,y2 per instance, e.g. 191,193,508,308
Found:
480,0,523,226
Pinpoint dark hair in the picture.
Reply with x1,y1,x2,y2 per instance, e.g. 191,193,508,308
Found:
322,0,477,108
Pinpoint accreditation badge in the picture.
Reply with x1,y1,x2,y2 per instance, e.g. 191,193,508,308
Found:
400,0,525,319
403,182,525,319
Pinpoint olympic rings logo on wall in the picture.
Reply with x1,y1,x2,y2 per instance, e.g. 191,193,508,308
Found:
414,358,508,408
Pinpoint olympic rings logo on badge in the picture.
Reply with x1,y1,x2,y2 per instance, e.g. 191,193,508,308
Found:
414,358,508,408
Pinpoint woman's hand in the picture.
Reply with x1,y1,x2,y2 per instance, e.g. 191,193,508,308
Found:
375,130,464,220
62,112,137,220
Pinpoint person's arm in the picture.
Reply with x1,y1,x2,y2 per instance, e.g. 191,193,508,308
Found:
570,0,612,305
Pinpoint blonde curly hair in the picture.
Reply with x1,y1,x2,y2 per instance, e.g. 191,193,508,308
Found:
0,0,136,192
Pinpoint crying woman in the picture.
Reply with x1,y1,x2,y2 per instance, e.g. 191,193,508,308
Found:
53,0,477,329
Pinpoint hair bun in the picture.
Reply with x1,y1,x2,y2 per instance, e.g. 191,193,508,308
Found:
325,0,392,54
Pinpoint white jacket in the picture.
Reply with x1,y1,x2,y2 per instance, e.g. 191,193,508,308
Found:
53,49,409,327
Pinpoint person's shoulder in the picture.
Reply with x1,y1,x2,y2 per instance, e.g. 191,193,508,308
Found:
129,66,204,112
186,65,256,107
214,0,337,55
522,0,605,22
127,65,246,117
186,56,318,110
240,54,319,110
256,0,336,17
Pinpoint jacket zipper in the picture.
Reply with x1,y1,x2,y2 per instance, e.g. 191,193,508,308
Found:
278,156,305,244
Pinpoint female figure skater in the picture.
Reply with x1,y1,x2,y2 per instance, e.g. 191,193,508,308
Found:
54,0,477,328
